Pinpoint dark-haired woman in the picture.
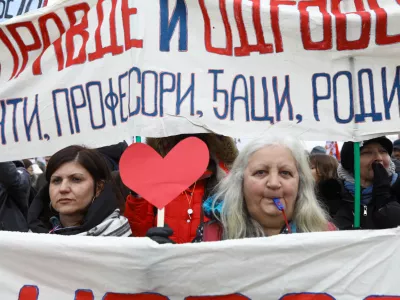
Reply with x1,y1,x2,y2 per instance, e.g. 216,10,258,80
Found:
28,145,131,236
309,154,341,218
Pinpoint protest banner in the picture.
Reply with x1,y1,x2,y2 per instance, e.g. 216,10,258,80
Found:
0,0,400,161
0,0,47,23
1,228,400,299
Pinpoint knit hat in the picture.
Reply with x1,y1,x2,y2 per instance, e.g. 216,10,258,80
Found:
393,139,400,150
340,136,393,174
311,146,326,155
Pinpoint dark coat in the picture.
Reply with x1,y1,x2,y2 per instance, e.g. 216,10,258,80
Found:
393,158,400,174
0,162,30,231
34,173,47,194
316,179,342,218
332,178,400,230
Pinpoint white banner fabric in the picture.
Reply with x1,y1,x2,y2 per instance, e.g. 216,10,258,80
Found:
0,0,400,160
2,228,400,300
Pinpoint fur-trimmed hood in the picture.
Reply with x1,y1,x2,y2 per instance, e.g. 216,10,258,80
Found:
146,134,238,184
146,134,238,164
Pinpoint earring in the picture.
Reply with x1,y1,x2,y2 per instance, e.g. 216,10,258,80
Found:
91,196,96,204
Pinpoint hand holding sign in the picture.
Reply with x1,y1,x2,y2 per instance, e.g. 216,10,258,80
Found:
119,137,209,226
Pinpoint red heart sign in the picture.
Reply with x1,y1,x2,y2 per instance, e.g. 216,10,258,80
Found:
119,137,210,209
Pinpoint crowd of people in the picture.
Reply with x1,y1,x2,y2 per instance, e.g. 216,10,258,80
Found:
1,134,400,243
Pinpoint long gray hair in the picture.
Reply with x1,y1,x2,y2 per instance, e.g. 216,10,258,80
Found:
212,135,330,239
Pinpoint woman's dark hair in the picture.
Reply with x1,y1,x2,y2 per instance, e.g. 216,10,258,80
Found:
23,159,33,169
46,145,125,211
46,145,110,184
36,146,125,230
111,171,129,213
309,154,339,182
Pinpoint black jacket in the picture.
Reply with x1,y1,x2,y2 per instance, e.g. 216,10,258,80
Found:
332,178,400,230
317,179,342,218
28,183,120,235
0,162,30,231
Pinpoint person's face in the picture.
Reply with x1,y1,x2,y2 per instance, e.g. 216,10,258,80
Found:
49,161,99,215
393,149,400,160
27,165,34,175
360,143,390,184
243,145,299,229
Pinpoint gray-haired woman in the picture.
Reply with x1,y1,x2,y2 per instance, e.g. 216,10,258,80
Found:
195,136,336,242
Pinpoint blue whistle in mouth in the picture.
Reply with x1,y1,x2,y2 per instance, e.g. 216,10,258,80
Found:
273,198,284,211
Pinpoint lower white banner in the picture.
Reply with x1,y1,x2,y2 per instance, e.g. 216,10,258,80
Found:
3,228,400,300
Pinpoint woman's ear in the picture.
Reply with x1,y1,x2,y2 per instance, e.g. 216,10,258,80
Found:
95,181,105,197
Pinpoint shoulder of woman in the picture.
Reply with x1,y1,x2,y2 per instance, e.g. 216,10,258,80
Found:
202,221,223,242
327,222,338,231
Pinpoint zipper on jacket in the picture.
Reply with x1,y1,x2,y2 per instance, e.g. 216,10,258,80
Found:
363,205,368,216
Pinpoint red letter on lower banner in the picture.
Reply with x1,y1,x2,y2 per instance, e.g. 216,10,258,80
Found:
18,286,39,300
103,293,168,300
75,290,94,300
186,295,249,300
365,297,400,300
280,293,335,300
65,3,90,68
